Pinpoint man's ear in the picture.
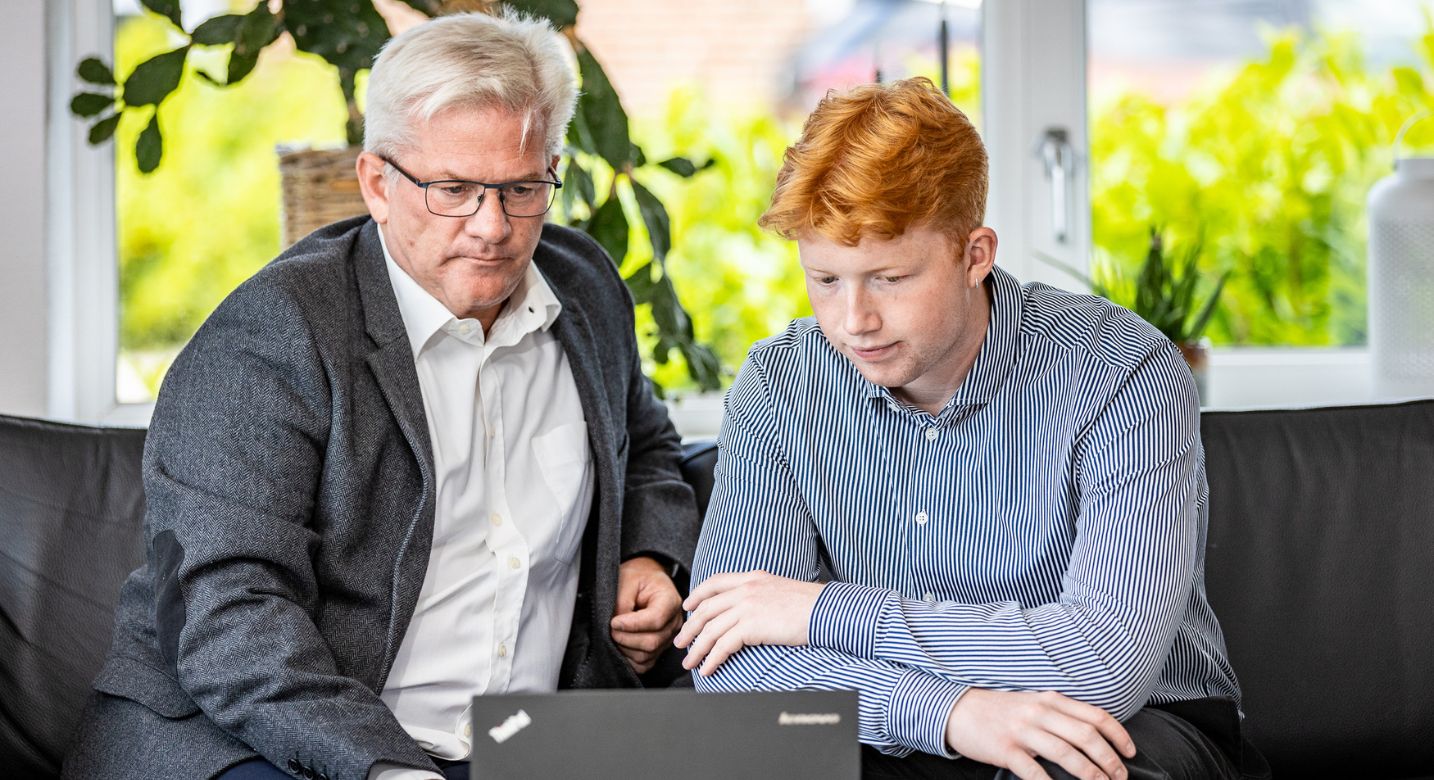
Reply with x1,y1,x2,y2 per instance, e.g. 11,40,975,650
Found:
963,227,998,288
356,151,391,225
549,154,562,177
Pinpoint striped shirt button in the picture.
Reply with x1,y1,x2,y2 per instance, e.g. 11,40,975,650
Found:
914,511,929,525
924,428,938,441
923,592,936,603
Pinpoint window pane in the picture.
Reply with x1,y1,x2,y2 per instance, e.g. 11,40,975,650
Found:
1088,0,1434,348
113,1,348,403
110,0,981,401
581,0,981,391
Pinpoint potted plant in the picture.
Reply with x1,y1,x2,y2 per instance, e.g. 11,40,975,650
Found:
1046,228,1228,400
69,0,721,392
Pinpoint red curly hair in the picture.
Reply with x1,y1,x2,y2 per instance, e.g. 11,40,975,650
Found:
759,77,988,248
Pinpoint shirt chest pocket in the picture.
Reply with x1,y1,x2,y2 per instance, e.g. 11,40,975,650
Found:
532,421,593,565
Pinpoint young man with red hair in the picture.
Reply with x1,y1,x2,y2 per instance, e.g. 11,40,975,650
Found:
676,78,1267,780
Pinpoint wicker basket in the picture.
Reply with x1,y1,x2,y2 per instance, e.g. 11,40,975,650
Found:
277,145,367,247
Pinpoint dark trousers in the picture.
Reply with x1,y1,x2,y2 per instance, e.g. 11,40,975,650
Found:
218,757,470,780
862,698,1269,780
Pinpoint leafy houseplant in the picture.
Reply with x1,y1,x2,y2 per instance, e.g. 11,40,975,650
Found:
70,0,721,392
1047,228,1229,396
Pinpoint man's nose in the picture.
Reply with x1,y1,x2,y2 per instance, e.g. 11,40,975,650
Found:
843,286,880,336
463,189,511,243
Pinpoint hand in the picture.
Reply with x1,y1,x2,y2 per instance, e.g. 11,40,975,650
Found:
673,570,824,676
945,689,1136,780
610,556,683,674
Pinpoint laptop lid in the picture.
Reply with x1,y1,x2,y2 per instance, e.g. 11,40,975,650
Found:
469,689,859,779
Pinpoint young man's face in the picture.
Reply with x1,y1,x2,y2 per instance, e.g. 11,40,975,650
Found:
798,224,997,413
358,104,559,331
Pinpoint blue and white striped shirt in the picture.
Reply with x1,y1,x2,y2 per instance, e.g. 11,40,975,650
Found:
691,266,1241,758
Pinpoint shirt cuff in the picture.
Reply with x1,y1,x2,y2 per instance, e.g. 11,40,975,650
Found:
368,762,445,780
887,671,969,759
808,580,891,657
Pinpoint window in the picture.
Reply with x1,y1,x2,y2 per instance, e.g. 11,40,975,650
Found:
1088,0,1433,350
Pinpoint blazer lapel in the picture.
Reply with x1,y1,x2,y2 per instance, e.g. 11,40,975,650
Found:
352,221,437,658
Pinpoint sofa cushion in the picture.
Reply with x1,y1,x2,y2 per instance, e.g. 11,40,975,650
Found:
0,414,147,778
1202,400,1434,778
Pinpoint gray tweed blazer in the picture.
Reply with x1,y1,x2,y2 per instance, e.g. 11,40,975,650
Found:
63,217,700,780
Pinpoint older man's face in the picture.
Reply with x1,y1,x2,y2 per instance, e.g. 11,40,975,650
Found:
360,105,557,331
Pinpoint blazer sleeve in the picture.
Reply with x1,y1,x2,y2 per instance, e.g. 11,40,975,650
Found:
143,277,437,779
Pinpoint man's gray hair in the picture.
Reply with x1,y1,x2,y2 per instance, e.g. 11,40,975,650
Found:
364,10,577,161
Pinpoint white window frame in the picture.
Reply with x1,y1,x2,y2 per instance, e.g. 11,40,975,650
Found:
982,0,1381,410
47,0,146,424
46,0,1385,429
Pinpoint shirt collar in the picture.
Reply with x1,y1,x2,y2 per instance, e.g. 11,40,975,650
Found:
860,264,1023,411
378,225,562,359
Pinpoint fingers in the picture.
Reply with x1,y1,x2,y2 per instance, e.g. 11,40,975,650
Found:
1024,729,1118,780
1006,753,1055,780
680,609,740,672
673,588,738,648
612,603,675,633
1041,715,1127,780
1046,693,1136,759
682,570,764,612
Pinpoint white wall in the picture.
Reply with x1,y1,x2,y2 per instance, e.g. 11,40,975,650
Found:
0,0,50,417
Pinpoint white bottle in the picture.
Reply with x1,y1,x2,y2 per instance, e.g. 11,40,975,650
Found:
1368,114,1434,400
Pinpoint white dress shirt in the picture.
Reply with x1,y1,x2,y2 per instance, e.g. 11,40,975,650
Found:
373,227,594,778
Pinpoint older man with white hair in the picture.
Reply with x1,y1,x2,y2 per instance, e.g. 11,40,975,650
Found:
63,11,698,780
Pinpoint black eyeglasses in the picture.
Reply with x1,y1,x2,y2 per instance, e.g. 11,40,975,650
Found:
381,156,562,218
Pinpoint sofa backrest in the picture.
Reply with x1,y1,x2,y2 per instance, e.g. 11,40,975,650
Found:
1201,400,1434,778
3,406,1431,778
0,414,147,778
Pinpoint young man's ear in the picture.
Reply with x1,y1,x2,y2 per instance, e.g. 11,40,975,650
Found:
356,152,392,225
963,227,999,287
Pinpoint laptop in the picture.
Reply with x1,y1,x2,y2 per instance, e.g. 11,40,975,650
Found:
469,689,859,779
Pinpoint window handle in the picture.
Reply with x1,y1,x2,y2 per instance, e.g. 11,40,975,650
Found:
1039,127,1073,244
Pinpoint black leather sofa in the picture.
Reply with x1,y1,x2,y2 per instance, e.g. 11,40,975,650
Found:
3,402,1433,778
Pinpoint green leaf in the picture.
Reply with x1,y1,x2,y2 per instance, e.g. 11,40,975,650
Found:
284,0,389,72
623,262,656,304
575,47,631,169
1186,271,1229,342
77,57,116,86
561,161,596,216
136,113,163,174
679,341,723,392
629,178,670,261
236,2,280,52
226,50,260,85
70,92,114,118
190,14,244,46
585,196,629,264
657,156,697,177
88,113,122,144
122,46,190,106
506,0,580,29
139,0,183,29
649,275,692,339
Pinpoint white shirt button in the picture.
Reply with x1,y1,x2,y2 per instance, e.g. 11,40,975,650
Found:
490,512,503,527
508,556,522,570
497,642,508,658
463,722,473,738
923,592,936,603
924,428,938,441
914,511,929,526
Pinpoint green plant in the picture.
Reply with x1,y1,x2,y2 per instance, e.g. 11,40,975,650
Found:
77,0,720,391
1090,18,1434,347
1046,228,1228,345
